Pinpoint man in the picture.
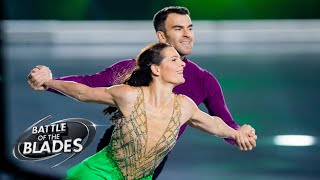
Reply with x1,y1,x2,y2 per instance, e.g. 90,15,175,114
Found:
28,6,257,179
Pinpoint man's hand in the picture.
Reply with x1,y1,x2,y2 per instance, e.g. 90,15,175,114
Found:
235,124,257,151
27,65,52,90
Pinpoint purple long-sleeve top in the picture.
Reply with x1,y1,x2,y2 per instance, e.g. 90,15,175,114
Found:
50,57,240,144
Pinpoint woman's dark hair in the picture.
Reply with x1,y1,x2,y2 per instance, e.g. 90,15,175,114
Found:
103,42,172,115
153,6,190,33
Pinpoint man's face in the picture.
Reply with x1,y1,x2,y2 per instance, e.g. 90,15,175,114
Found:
162,13,194,57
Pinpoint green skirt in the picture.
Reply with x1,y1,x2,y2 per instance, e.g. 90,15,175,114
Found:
64,147,153,180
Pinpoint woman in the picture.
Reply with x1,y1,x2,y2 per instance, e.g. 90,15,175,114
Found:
40,42,250,180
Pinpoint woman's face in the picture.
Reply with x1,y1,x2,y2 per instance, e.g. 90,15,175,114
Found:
157,46,186,85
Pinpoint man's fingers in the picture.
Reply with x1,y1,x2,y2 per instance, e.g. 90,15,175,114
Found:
27,65,52,91
240,130,255,151
29,73,42,85
249,138,256,148
36,65,45,69
27,73,32,80
236,127,257,151
30,70,49,83
248,130,254,137
28,80,45,90
34,72,51,87
28,70,51,90
246,133,257,149
246,136,254,150
241,135,251,151
28,69,42,82
34,76,46,87
36,79,47,88
28,67,40,79
245,137,253,150
31,67,40,73
235,134,243,150
239,132,247,151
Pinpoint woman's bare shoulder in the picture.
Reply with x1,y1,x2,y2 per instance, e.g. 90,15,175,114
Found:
174,94,198,117
176,94,196,107
108,85,139,102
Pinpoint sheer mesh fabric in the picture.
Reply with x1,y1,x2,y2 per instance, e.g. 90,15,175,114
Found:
108,87,181,179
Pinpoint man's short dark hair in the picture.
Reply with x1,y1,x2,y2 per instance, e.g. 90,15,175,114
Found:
153,6,190,32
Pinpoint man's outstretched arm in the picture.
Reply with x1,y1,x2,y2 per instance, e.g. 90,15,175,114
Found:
28,59,136,94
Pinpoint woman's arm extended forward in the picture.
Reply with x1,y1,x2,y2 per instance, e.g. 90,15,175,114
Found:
188,109,237,139
44,79,129,106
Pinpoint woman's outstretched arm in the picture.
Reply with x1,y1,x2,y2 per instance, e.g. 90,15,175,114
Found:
43,79,130,106
180,95,256,150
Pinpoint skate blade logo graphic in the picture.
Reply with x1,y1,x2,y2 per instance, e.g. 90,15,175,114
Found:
13,115,96,168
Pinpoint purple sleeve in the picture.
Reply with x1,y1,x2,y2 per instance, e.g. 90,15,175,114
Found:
202,70,240,145
48,59,136,95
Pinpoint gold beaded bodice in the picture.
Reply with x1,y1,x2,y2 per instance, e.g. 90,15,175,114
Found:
108,87,181,180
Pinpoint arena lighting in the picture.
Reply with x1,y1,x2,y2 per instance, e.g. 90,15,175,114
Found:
273,135,316,146
91,123,109,128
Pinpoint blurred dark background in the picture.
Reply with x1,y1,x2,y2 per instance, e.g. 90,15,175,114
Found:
4,0,320,20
